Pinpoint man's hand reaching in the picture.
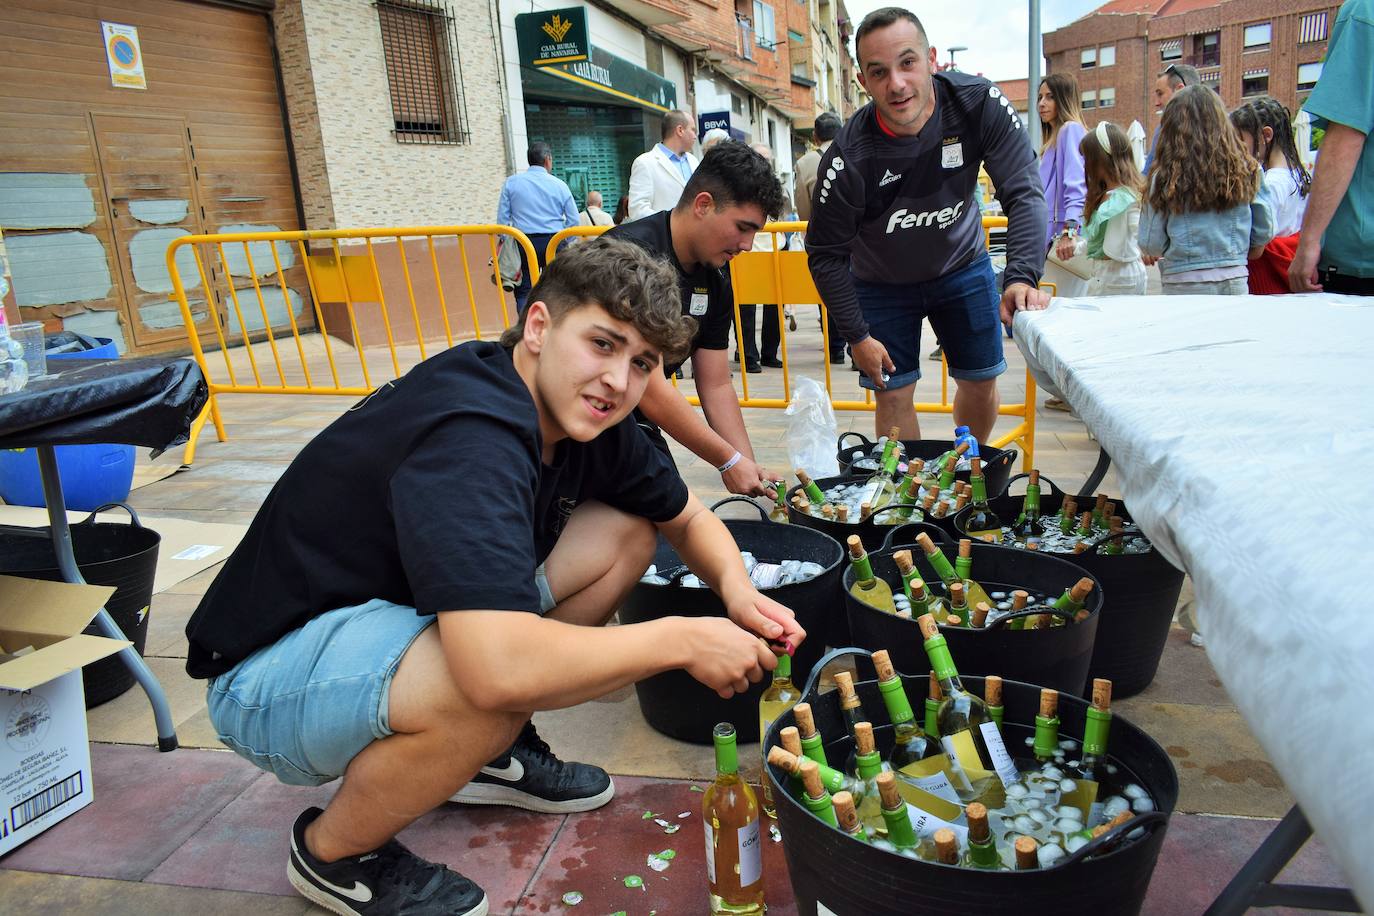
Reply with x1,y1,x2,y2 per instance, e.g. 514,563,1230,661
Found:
1000,282,1050,326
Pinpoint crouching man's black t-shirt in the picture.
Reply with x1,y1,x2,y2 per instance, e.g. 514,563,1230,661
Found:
185,340,689,679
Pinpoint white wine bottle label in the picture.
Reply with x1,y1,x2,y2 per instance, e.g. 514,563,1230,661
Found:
703,821,716,884
942,733,992,783
818,903,840,916
737,819,763,887
750,563,784,589
897,756,962,805
979,721,1020,787
907,805,970,846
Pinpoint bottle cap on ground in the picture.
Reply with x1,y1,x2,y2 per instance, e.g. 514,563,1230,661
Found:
1039,688,1059,718
1093,678,1113,710
872,649,896,681
985,674,1002,706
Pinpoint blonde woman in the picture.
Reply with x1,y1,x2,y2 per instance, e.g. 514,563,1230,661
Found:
1038,73,1087,261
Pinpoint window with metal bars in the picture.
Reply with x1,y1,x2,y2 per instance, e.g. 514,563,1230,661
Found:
376,0,470,145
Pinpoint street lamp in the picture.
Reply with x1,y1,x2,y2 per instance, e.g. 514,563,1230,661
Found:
947,45,968,71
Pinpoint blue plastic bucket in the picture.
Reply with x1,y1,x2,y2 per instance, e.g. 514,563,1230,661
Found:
0,337,136,512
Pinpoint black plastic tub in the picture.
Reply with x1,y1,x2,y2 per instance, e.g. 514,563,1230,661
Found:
836,433,1018,497
844,525,1103,697
952,475,1186,699
0,503,159,707
766,649,1178,916
619,498,843,744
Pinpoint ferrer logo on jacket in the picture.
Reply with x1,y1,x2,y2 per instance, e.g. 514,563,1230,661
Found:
885,200,966,233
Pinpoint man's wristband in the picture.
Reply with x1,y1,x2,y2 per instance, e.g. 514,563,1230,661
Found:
717,451,743,474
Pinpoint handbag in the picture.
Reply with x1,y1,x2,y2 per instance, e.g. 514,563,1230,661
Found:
489,236,523,291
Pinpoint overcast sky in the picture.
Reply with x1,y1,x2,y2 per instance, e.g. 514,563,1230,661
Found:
840,1,1107,82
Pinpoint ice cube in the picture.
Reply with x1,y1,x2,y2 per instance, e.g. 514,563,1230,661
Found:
1057,806,1083,821
1037,844,1065,867
1106,764,1119,775
1058,739,1077,751
1023,737,1036,747
798,562,824,578
1006,783,1029,799
1059,778,1077,793
1123,783,1147,800
1023,797,1042,809
640,575,671,585
1041,766,1063,780
990,591,1007,600
1013,815,1037,833
1066,834,1089,853
1131,797,1154,813
1102,796,1131,819
1028,808,1051,825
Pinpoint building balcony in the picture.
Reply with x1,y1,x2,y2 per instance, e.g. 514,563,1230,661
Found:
599,0,688,27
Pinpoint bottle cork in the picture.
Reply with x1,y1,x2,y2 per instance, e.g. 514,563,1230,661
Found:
893,550,914,574
958,538,973,559
909,577,927,599
917,613,940,640
832,791,862,834
1092,678,1113,711
779,726,803,757
1062,497,1078,519
875,770,902,810
860,501,872,520
795,496,811,512
934,828,959,864
928,669,943,700
855,721,876,755
955,492,971,510
1011,590,1028,610
1026,539,1042,551
1015,835,1039,869
1039,688,1059,718
887,426,901,441
1109,514,1124,530
872,649,896,682
1073,541,1090,554
1079,510,1094,531
904,476,922,498
966,802,991,844
948,581,965,606
1092,810,1132,839
954,440,970,456
933,501,950,518
1028,469,1040,486
822,504,835,519
945,614,963,626
922,492,938,511
837,505,849,523
794,703,817,738
834,671,860,709
799,758,825,799
767,744,801,774
846,534,865,558
1104,501,1117,520
915,532,938,556
1095,493,1108,514
972,602,991,628
796,469,814,486
984,674,1002,706
970,456,983,478
1071,577,1095,601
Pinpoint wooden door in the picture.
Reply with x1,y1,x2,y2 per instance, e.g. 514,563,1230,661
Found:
90,111,214,350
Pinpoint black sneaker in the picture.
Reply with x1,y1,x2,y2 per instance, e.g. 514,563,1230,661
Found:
449,722,614,813
928,345,944,361
287,807,488,916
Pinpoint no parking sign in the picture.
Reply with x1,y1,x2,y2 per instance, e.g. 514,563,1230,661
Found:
101,22,146,90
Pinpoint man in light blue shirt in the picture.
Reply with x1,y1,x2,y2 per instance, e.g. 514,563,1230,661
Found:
497,142,579,311
1291,0,1374,293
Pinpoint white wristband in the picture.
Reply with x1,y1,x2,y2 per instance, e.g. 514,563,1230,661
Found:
717,451,743,474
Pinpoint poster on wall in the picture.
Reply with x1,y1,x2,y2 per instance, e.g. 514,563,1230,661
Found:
101,22,147,90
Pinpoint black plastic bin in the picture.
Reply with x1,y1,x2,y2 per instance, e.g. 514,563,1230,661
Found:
766,648,1178,916
618,498,843,744
0,503,159,707
844,524,1103,697
952,475,1186,699
836,433,1018,497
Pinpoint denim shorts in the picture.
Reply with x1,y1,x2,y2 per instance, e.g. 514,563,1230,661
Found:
853,252,1005,390
206,573,556,787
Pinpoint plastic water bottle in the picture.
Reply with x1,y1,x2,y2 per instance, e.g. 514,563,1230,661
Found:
0,309,29,394
953,425,980,459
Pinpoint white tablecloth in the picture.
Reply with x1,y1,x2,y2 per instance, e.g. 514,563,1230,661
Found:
1014,292,1373,909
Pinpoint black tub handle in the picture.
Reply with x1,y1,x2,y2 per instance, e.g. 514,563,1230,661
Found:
984,607,1078,630
837,431,871,453
998,472,1066,499
868,504,923,528
878,521,949,552
798,646,876,705
709,495,770,523
1080,527,1131,552
79,502,144,529
1054,810,1170,868
986,448,1018,472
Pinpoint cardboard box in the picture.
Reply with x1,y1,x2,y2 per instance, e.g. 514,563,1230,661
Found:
0,575,129,855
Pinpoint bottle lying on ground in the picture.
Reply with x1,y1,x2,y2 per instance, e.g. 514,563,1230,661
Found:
758,653,799,818
846,535,895,613
704,723,764,915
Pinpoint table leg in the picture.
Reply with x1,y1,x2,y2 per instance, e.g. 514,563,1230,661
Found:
1203,805,1360,914
1077,445,1113,498
37,446,179,752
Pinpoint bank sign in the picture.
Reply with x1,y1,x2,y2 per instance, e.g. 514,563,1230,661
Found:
515,8,589,66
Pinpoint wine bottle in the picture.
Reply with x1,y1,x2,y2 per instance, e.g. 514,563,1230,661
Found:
1079,678,1113,778
767,746,866,804
833,671,871,774
793,703,829,768
937,453,959,491
776,726,804,792
933,827,959,865
795,469,827,508
703,722,765,915
892,550,918,599
945,581,968,627
758,654,800,818
796,757,840,828
954,538,974,581
984,675,1004,731
832,791,868,843
1104,521,1125,556
964,457,1005,541
1076,510,1093,540
915,532,994,610
875,771,918,850
917,614,1019,789
847,535,895,613
1012,469,1042,538
859,426,903,511
963,802,1001,869
851,721,891,833
871,650,940,770
924,671,942,739
890,474,924,522
1007,589,1030,631
1034,689,1060,763
1014,835,1039,870
927,438,970,478
970,601,991,629
1091,492,1109,528
769,482,790,523
1049,577,1096,625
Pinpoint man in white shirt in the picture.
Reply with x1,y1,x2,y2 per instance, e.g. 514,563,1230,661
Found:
628,111,699,220
578,190,615,228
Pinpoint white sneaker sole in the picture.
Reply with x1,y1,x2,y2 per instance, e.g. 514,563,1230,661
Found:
448,776,615,814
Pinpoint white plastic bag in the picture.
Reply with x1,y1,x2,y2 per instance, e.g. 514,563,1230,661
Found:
784,376,840,478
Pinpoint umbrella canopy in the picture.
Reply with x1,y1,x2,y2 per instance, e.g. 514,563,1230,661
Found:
1127,120,1147,173
1293,109,1316,170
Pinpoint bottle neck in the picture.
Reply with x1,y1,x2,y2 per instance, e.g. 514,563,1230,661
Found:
878,676,918,729
1033,714,1060,759
882,804,918,849
968,834,1000,867
925,546,957,585
1053,588,1085,614
804,481,826,504
714,734,739,776
1024,484,1041,515
855,749,884,781
1083,706,1112,756
971,474,988,505
772,654,791,681
924,634,964,694
850,551,876,583
800,732,829,767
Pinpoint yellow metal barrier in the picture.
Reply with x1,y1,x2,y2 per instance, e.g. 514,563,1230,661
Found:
166,225,537,465
548,216,1036,468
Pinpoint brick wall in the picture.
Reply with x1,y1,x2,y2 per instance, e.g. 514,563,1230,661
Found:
1045,13,1151,134
281,0,509,229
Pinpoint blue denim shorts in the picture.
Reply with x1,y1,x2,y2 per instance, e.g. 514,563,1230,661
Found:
853,252,1005,390
206,572,556,787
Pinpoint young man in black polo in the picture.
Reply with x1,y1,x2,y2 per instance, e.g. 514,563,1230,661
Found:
607,141,787,499
185,238,805,915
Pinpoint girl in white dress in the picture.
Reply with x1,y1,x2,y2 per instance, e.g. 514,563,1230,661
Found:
1078,121,1147,296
